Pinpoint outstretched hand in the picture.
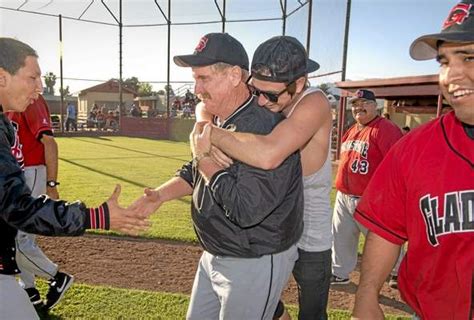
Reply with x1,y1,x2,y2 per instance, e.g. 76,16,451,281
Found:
106,184,151,236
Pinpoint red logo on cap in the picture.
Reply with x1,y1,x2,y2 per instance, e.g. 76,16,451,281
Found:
195,36,208,53
442,3,471,30
357,90,364,98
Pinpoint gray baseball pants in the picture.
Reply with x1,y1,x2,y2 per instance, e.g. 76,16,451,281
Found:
0,274,39,320
16,165,58,289
332,191,403,279
186,245,298,320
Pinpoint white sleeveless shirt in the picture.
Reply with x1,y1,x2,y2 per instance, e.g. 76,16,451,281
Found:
287,87,333,252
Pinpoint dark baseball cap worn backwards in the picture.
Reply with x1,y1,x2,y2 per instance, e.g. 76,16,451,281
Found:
251,36,320,83
173,33,249,70
350,89,376,103
410,0,474,60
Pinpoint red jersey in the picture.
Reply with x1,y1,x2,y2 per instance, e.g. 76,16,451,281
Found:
335,116,402,196
355,111,474,320
7,95,53,167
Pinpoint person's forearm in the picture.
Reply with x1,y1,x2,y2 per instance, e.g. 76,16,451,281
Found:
42,135,58,181
154,177,193,202
352,231,401,319
211,127,282,169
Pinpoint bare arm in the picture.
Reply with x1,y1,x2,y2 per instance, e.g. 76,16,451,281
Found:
195,102,213,122
41,134,59,199
352,231,401,320
211,91,331,169
129,177,193,216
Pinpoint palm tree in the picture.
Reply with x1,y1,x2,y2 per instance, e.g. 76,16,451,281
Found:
44,72,57,95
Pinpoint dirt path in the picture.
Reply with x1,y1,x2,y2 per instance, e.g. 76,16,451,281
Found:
37,235,411,316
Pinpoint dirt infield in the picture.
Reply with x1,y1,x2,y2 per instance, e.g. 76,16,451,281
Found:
37,234,412,317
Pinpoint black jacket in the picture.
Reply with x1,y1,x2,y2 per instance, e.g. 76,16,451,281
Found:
178,96,304,258
0,112,102,275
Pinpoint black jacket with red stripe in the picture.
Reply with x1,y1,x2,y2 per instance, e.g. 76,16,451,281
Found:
0,112,108,275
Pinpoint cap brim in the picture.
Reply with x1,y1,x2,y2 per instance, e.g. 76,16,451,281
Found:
349,97,370,103
409,31,474,60
173,55,217,67
306,59,320,73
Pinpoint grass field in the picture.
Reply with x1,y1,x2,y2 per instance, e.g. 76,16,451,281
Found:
46,136,387,319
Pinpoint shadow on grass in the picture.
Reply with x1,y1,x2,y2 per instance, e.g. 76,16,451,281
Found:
58,158,191,205
38,309,62,320
330,283,412,314
71,137,189,162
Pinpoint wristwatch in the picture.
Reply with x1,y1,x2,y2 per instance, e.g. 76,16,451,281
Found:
46,180,60,188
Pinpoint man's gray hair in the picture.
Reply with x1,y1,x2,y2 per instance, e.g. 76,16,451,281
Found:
0,38,38,75
210,62,249,81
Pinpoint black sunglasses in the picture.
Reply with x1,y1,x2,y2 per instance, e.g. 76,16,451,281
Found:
246,78,295,103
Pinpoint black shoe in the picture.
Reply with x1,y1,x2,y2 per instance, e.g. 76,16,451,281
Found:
389,275,398,289
25,287,46,311
45,272,74,309
330,274,350,285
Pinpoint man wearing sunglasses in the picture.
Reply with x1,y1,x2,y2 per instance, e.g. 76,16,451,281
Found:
196,35,334,319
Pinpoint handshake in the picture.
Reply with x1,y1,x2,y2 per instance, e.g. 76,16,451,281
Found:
102,185,163,236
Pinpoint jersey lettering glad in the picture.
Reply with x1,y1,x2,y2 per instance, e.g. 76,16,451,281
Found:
355,112,474,320
335,116,402,196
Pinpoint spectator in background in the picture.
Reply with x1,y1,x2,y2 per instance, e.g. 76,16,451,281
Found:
182,104,192,119
65,103,77,131
105,111,118,131
402,126,411,135
382,112,391,120
130,104,141,117
96,110,106,130
172,98,182,111
87,104,99,129
184,89,194,104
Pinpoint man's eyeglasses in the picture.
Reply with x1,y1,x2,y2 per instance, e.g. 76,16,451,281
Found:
247,79,295,103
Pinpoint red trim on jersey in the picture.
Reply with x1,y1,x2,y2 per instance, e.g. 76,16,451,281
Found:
98,205,105,229
354,209,406,245
89,208,96,229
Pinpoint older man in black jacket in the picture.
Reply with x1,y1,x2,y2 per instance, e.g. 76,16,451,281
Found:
132,33,304,320
0,37,149,319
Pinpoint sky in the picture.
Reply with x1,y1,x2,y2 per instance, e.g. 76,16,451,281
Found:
0,0,458,95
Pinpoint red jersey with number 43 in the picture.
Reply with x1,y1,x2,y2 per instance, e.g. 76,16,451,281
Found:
335,116,402,196
355,111,474,320
6,95,52,167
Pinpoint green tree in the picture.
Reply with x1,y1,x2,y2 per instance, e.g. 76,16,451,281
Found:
317,83,332,96
138,82,153,97
123,77,140,93
59,85,71,97
44,72,57,95
164,84,175,97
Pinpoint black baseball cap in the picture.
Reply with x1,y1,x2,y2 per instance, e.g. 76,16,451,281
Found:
410,0,474,60
251,36,320,83
173,33,249,70
349,89,376,103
